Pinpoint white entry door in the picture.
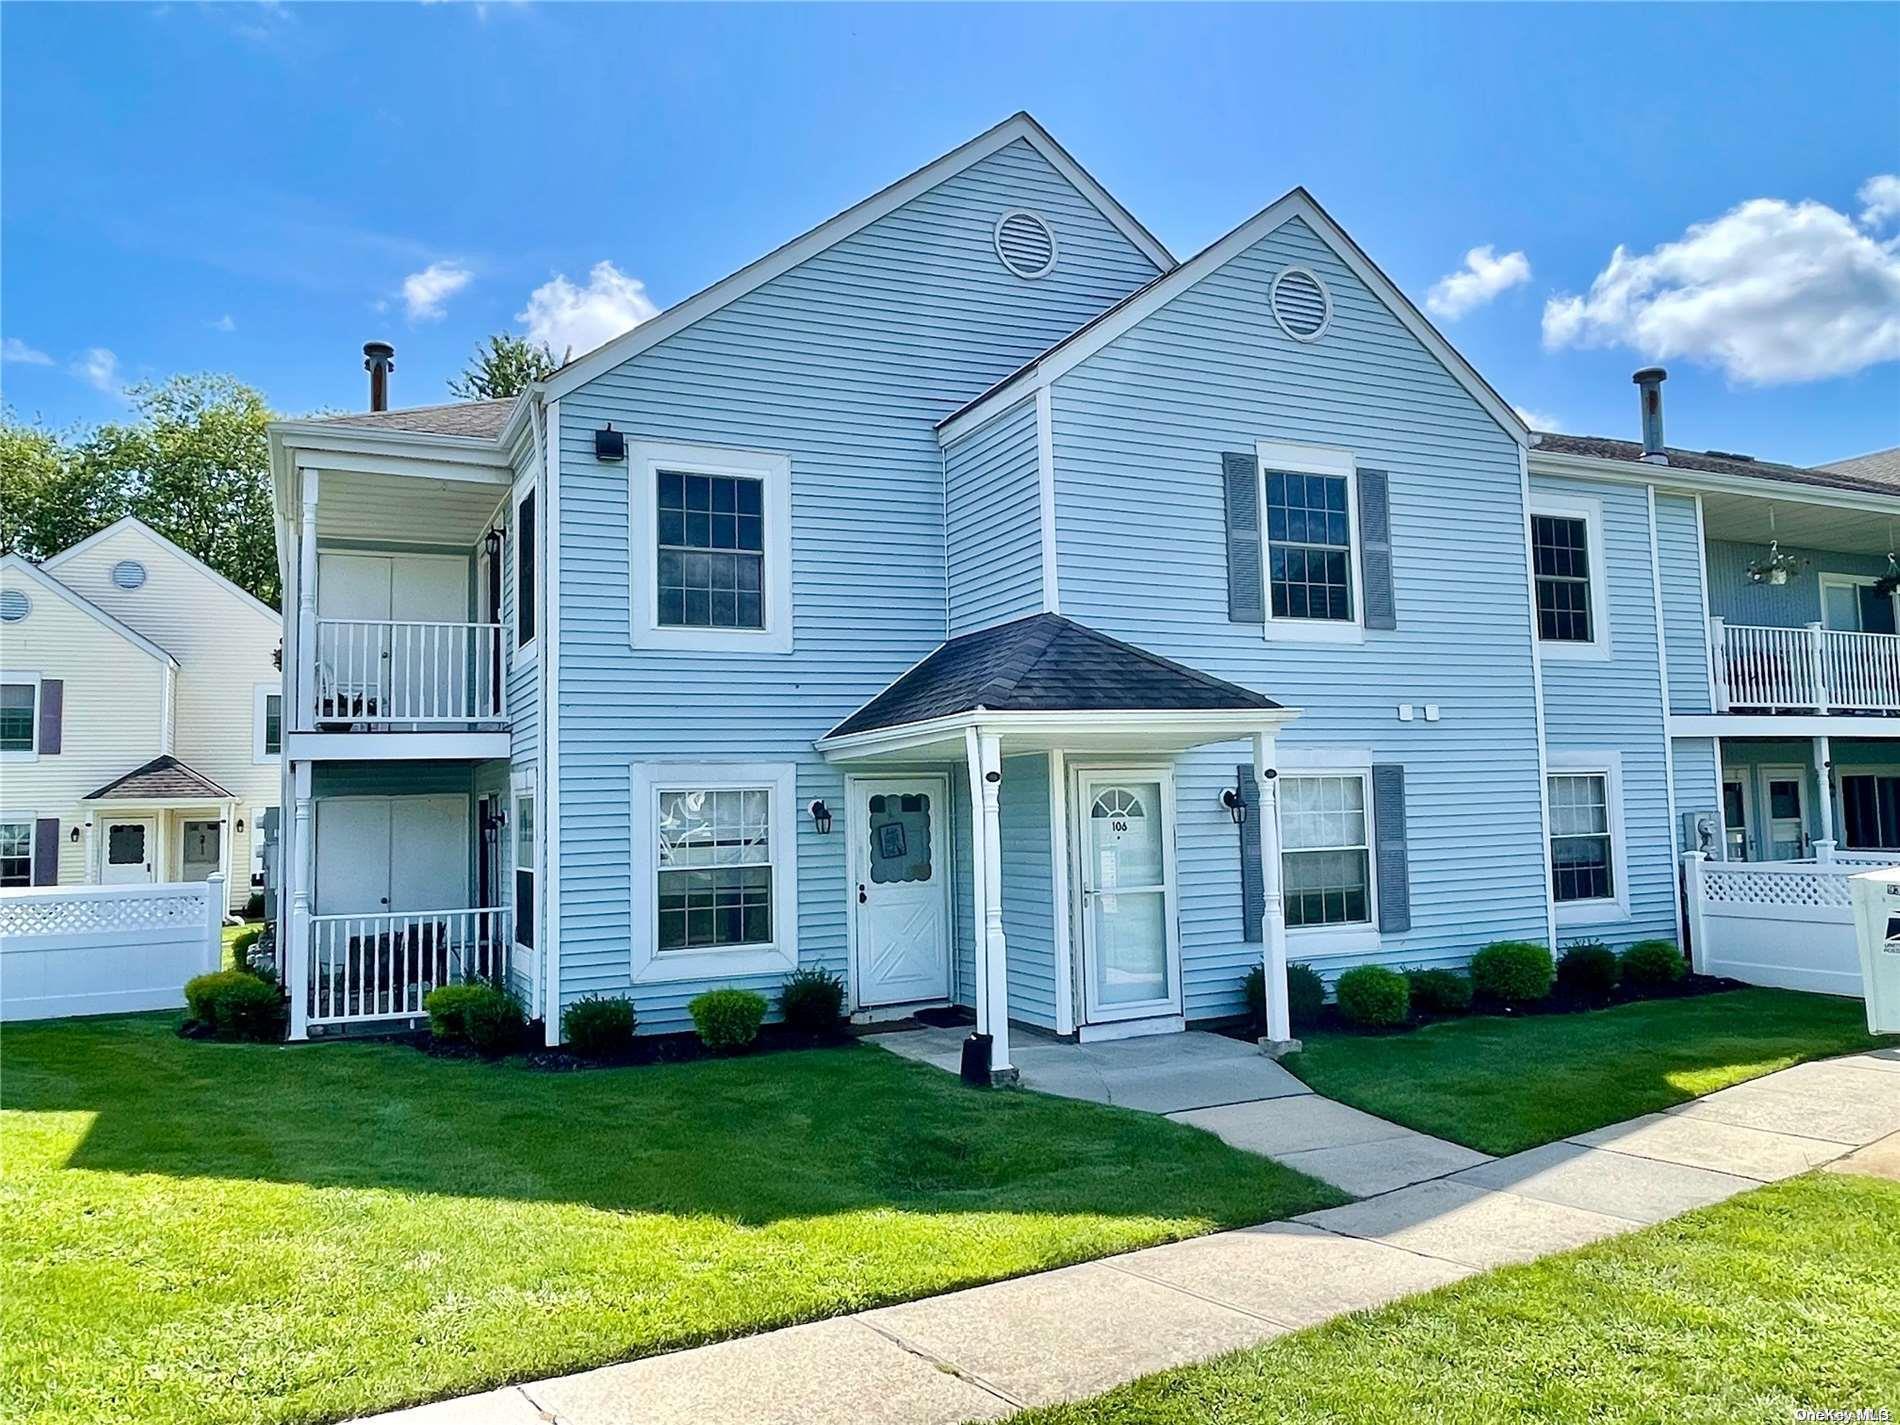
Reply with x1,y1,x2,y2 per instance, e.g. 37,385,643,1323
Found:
314,795,470,916
180,820,222,882
851,776,951,1007
1076,769,1181,1023
101,819,155,885
1758,766,1809,861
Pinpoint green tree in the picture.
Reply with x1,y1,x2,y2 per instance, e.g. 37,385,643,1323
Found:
448,332,563,400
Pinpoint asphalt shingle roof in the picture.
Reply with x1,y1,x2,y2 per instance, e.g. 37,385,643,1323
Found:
827,613,1281,739
1534,432,1900,499
308,400,516,440
86,755,237,802
1819,447,1900,487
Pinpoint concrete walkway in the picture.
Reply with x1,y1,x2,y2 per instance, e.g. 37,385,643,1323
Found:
363,1046,1900,1425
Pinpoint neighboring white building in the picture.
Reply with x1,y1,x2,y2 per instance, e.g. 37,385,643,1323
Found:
0,518,281,913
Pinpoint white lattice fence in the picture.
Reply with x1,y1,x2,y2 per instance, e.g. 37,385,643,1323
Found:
1,876,224,1021
1684,854,1875,997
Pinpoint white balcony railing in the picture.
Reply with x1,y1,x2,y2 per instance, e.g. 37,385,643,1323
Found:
1712,618,1900,714
313,619,505,726
306,905,511,1028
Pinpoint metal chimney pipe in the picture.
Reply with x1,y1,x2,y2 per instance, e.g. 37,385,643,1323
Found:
1632,366,1667,463
363,341,395,412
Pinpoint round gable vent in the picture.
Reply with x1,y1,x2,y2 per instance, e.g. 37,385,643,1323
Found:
0,590,28,622
111,559,147,590
1271,266,1332,341
994,210,1058,281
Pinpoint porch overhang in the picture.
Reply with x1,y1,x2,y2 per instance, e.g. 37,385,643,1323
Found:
817,706,1301,764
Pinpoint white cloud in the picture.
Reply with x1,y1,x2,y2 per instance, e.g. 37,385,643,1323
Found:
71,347,122,394
1513,405,1563,432
2,337,54,365
208,314,237,333
402,261,473,322
1425,245,1532,320
1861,174,1900,229
1542,182,1900,385
517,261,659,359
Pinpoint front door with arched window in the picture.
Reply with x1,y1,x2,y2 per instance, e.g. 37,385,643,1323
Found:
1075,768,1181,1024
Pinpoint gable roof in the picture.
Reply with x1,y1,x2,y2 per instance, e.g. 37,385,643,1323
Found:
0,554,178,667
826,613,1281,740
1532,433,1900,500
937,187,1530,448
86,754,236,802
44,516,279,623
1819,446,1900,488
543,112,1176,402
300,399,517,441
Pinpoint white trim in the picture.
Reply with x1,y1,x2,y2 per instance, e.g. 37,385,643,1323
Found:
817,706,1303,763
251,682,284,764
539,394,561,1041
1529,491,1612,661
844,771,953,1011
0,671,41,763
939,187,1528,447
629,761,800,984
1257,440,1364,645
993,209,1059,281
1073,764,1183,1025
1047,748,1074,1035
1269,265,1333,342
44,516,281,625
1278,762,1381,956
1076,1013,1184,1043
1755,763,1810,860
1519,449,1556,948
627,440,794,655
1720,762,1749,861
546,113,1173,401
1529,448,1900,516
1669,714,1900,739
0,555,177,668
0,814,38,889
1647,486,1685,933
1548,750,1631,927
282,730,513,760
511,472,540,666
511,784,537,951
1035,387,1059,612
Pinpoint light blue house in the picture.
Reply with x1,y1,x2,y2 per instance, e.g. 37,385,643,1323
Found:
267,114,1900,1073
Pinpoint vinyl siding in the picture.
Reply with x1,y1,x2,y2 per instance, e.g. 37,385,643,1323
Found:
1656,493,1713,715
1533,473,1676,949
1049,214,1547,1018
505,425,540,771
551,138,1161,1032
998,752,1057,1028
945,397,1043,636
1706,540,1890,627
1671,735,1720,854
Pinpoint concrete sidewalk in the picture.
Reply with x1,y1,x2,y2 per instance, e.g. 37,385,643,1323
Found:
362,1046,1899,1425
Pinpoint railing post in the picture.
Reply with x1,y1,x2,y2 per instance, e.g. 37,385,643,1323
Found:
1808,622,1828,711
1709,617,1729,712
1682,851,1711,975
296,471,320,732
287,762,312,1041
203,872,225,976
1814,838,1837,866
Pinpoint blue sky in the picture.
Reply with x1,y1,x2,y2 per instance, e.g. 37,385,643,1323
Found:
3,2,1896,465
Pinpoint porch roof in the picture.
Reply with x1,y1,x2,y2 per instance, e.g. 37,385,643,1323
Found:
86,755,237,802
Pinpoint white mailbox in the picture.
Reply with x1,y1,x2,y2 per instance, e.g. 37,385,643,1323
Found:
1848,868,1900,1035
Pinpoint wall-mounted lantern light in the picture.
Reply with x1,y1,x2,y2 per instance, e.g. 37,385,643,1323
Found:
484,528,503,560
1219,780,1248,827
808,799,833,835
69,825,82,844
235,817,246,834
595,423,626,462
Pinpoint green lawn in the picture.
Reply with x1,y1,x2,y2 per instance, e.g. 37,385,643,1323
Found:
1286,988,1891,1156
0,1015,1340,1425
1013,1170,1900,1424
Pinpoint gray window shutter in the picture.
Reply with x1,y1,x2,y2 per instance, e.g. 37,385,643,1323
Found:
33,818,58,885
1370,764,1410,933
1222,452,1264,623
1357,469,1396,631
1237,764,1263,942
38,678,62,755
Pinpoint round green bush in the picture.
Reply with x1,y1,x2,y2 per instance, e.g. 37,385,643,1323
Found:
1556,941,1621,999
1620,938,1686,992
563,995,637,1059
1406,968,1473,1016
1470,940,1555,1005
183,969,286,1042
778,967,846,1035
689,988,768,1052
425,983,524,1057
1244,961,1326,1031
1334,965,1410,1028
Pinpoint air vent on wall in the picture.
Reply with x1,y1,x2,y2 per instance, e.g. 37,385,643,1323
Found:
994,210,1058,280
0,590,28,622
111,559,147,590
1271,266,1332,341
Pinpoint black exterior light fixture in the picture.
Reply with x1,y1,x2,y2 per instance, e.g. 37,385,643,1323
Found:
808,799,833,835
69,825,82,844
483,528,503,561
594,423,626,462
1220,776,1249,826
235,817,246,834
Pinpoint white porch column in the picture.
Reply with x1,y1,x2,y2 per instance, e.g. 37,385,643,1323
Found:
964,725,1013,1081
295,470,320,733
286,760,313,1041
1813,735,1836,848
1253,729,1297,1056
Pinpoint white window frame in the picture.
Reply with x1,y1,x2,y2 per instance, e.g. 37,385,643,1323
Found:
512,784,536,950
1277,748,1380,955
0,815,36,888
1548,749,1630,926
628,440,793,655
1819,571,1897,633
512,476,540,667
0,671,41,763
1530,493,1611,661
251,681,283,763
1255,441,1364,646
630,760,799,983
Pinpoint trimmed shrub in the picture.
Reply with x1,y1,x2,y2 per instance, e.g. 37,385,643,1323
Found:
563,995,636,1059
1406,968,1473,1016
1335,965,1410,1028
425,983,524,1057
1556,940,1621,1000
1621,938,1687,992
778,967,846,1035
690,988,768,1052
183,969,286,1042
1470,940,1555,1005
1244,961,1326,1032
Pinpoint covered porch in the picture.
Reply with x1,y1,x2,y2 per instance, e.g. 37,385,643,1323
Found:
817,613,1301,1082
1716,731,1900,864
83,755,242,913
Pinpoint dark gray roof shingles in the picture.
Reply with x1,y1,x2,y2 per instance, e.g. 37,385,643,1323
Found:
87,755,238,802
827,613,1280,739
308,399,515,440
1820,447,1900,487
1535,432,1900,498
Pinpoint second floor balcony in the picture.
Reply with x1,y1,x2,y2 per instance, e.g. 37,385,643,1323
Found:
314,618,506,726
1713,618,1900,716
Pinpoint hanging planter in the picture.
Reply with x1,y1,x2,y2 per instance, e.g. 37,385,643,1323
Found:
1746,541,1801,586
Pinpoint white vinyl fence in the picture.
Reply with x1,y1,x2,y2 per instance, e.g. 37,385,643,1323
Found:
0,875,224,1022
1683,849,1889,997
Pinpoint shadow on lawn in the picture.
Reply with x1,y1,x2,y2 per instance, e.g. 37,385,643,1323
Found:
2,1013,1335,1227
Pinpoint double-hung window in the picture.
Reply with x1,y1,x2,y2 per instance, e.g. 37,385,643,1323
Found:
1280,773,1373,928
1530,496,1608,656
0,820,32,887
657,471,765,630
515,485,537,654
1548,771,1617,905
1266,471,1353,623
253,683,282,762
513,790,535,949
1,681,36,755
